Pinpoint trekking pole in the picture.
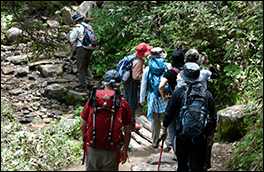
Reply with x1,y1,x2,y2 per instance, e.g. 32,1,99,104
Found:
157,135,166,171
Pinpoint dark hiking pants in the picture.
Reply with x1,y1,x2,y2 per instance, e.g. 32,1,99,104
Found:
176,135,207,171
124,79,139,127
76,47,94,87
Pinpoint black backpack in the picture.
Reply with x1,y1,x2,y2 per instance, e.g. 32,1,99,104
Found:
176,81,210,143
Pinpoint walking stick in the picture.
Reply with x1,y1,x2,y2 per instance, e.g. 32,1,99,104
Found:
157,135,166,171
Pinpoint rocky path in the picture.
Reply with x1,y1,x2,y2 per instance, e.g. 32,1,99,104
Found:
1,44,235,171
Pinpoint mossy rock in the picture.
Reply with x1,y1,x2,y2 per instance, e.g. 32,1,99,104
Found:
217,105,247,142
217,104,261,142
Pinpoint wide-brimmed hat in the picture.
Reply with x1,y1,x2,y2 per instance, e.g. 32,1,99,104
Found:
180,62,203,82
72,13,84,23
150,47,167,58
104,70,121,84
185,49,204,65
171,49,185,68
135,42,153,58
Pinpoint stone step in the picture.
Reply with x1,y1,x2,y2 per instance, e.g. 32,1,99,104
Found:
131,132,152,147
129,137,142,150
137,126,153,143
137,115,151,132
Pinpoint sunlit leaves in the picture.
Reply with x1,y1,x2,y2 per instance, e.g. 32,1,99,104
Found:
224,41,236,60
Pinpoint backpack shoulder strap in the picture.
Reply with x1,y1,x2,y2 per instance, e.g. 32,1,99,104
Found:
134,56,143,64
171,68,180,74
79,22,87,28
91,86,97,149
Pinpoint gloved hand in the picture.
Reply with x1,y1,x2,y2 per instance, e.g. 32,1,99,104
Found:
160,128,167,141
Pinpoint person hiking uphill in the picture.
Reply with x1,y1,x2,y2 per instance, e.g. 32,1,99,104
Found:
158,49,185,154
175,49,219,170
80,70,133,171
123,42,153,131
159,49,185,103
176,49,219,90
140,47,170,148
70,13,97,92
161,63,217,171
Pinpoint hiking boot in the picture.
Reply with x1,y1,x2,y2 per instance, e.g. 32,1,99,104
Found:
165,140,172,147
152,143,158,149
131,124,141,131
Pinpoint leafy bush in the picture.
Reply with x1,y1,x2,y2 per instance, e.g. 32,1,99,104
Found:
227,109,263,171
1,116,83,171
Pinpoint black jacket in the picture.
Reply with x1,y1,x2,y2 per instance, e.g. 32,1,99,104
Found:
163,86,217,132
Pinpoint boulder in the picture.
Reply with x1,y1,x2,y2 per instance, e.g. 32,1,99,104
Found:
1,66,15,75
40,64,64,78
14,112,35,124
65,90,89,105
8,88,23,95
46,20,60,27
15,66,30,77
6,55,28,65
217,104,261,142
61,7,73,25
44,83,64,100
5,27,23,45
78,1,97,19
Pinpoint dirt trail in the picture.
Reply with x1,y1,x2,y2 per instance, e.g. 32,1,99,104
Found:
60,108,234,171
60,142,234,171
60,147,173,171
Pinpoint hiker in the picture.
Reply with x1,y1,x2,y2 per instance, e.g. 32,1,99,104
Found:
158,49,185,153
70,13,97,92
175,49,219,170
176,49,219,90
140,47,170,148
123,42,153,131
159,49,185,103
161,62,217,171
80,70,133,171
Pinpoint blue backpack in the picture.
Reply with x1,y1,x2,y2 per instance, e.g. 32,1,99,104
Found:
147,56,169,96
176,82,209,143
80,23,97,47
116,54,141,83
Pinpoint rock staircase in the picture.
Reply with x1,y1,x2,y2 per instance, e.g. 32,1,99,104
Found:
127,106,177,171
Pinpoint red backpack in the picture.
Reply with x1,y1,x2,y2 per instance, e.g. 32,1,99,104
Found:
82,87,125,164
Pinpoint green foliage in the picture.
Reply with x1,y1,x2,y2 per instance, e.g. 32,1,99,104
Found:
90,1,263,109
1,116,83,171
1,102,13,118
74,106,84,116
1,13,13,43
227,110,263,171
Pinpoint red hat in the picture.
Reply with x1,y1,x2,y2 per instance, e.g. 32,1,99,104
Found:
135,42,153,58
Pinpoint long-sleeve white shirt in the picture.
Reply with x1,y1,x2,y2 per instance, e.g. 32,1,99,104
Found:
69,22,96,50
